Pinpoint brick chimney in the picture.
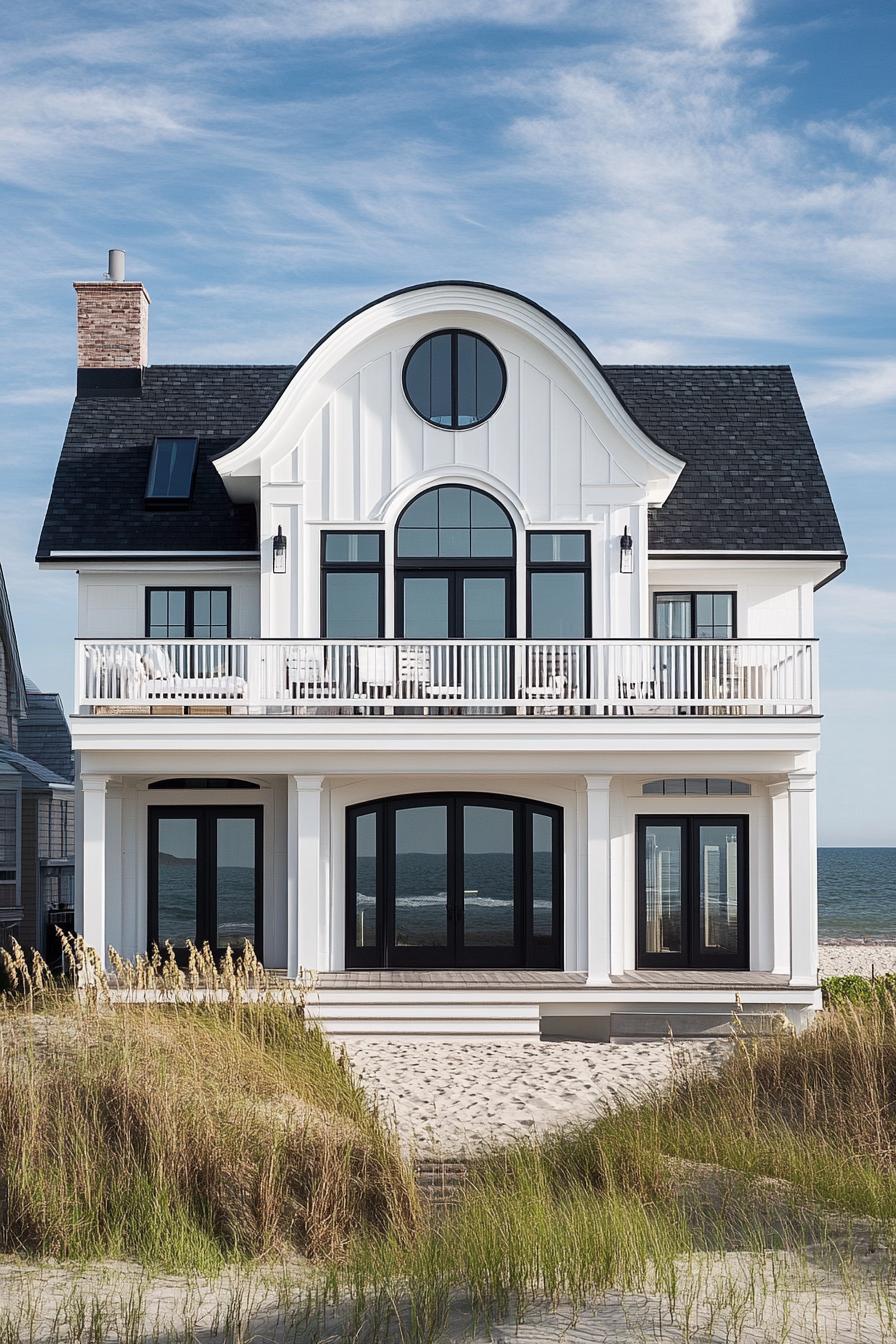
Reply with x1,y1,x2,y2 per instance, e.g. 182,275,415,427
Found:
74,250,150,395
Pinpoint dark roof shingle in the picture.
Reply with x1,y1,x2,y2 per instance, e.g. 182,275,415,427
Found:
37,362,844,558
602,365,844,553
18,690,73,782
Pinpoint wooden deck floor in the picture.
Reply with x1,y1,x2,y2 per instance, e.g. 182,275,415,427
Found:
315,969,796,990
610,969,793,988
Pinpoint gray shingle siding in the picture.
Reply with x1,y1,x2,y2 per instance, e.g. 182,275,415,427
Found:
37,362,844,559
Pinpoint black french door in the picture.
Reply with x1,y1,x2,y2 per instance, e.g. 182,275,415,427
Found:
346,794,562,969
396,569,514,638
148,806,263,963
636,815,748,969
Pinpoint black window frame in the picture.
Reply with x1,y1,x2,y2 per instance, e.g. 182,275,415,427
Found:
148,804,263,964
145,587,232,640
653,591,737,640
144,436,199,509
402,329,507,431
346,792,562,971
320,531,385,638
636,814,749,970
526,531,591,638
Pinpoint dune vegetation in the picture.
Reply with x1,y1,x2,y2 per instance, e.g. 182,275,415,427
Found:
2,938,896,1341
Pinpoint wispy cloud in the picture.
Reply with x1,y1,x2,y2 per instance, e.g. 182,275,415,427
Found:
817,583,896,635
802,360,896,410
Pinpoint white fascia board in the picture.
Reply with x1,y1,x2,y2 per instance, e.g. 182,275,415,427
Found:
71,714,822,762
72,560,259,574
649,550,844,560
212,283,684,506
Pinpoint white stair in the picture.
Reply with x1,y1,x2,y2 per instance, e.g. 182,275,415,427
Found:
307,991,542,1040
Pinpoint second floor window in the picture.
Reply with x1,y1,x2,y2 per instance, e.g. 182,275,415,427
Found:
527,532,590,638
146,588,231,640
321,533,384,638
654,592,735,639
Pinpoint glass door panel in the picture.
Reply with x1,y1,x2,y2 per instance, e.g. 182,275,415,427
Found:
697,821,742,961
529,809,557,964
401,576,450,637
462,803,516,952
155,817,198,950
461,577,508,637
351,810,380,958
641,822,684,959
392,803,449,960
150,807,262,964
214,816,257,955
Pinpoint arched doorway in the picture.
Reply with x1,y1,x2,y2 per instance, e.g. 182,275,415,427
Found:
395,485,515,639
346,793,561,970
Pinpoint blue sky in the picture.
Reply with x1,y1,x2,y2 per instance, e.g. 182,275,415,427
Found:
0,0,893,845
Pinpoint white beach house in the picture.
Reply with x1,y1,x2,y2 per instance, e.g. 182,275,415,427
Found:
37,260,845,1038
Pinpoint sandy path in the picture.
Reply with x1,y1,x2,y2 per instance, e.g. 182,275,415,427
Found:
341,1038,728,1157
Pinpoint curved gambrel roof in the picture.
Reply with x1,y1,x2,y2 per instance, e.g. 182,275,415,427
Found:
36,282,845,559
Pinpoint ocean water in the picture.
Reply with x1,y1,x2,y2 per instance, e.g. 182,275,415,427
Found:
819,848,896,941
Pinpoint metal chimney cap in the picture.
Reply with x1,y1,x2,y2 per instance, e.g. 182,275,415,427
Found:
106,249,126,283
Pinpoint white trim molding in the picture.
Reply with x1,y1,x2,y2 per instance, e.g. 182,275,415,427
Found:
212,283,685,505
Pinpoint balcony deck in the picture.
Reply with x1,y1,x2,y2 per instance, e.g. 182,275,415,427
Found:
76,637,819,717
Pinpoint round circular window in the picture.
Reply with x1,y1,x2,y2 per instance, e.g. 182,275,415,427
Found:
403,329,506,430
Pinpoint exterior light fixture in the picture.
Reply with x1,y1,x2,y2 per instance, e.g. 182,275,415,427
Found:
273,525,287,574
620,526,634,574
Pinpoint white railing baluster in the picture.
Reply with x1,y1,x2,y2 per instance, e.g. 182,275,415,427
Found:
73,637,818,717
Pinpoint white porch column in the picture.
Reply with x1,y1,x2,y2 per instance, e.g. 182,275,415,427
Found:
768,782,792,976
80,774,109,966
787,770,818,987
585,775,613,986
287,775,324,980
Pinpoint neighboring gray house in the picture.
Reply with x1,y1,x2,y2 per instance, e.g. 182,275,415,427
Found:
0,564,74,956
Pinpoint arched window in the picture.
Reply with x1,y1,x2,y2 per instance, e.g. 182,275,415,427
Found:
347,793,561,970
396,485,513,559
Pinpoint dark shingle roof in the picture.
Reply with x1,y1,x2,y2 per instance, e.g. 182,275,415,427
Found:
37,362,844,558
18,690,73,783
602,365,845,553
0,746,71,789
37,367,294,559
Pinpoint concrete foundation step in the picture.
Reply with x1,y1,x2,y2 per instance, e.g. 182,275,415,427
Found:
610,1009,791,1040
308,994,542,1039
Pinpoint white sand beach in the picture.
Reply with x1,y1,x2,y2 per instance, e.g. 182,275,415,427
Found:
343,1037,728,1158
819,942,896,978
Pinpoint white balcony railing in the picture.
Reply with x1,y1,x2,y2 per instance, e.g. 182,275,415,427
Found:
76,638,819,716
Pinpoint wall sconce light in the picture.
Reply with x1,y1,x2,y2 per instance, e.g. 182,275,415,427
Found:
620,526,634,574
273,525,287,574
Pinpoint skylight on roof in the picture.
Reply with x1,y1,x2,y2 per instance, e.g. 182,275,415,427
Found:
145,437,198,506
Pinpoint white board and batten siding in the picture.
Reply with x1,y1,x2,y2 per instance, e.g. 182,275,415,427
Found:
261,312,654,641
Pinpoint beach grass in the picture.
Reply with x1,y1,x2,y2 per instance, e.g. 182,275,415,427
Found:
0,938,419,1271
3,942,896,1340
